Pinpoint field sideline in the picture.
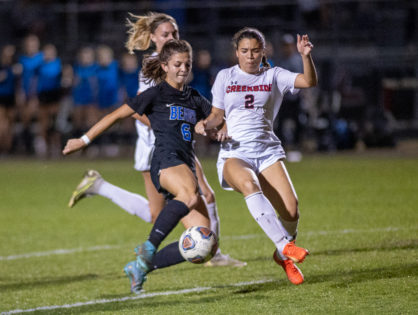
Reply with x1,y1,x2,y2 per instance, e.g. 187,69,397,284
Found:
0,154,417,314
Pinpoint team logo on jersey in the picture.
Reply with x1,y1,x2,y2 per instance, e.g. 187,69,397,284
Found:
226,84,272,93
169,105,197,124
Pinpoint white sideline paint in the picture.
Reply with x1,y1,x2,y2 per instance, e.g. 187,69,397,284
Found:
0,226,414,261
1,279,275,314
0,245,120,261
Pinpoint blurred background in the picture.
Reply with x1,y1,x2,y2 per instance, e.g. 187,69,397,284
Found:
0,0,417,159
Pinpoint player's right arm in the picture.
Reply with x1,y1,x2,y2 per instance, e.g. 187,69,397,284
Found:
195,107,225,136
62,104,135,155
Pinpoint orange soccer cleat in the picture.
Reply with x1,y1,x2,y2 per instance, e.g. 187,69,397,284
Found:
282,241,309,263
273,250,304,285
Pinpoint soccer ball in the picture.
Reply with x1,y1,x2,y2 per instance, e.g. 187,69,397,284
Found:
178,226,218,264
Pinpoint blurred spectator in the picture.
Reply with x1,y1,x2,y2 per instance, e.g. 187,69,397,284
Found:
0,45,17,155
190,49,214,101
274,34,305,161
71,46,98,137
265,41,276,67
36,43,62,157
96,45,120,156
17,34,43,154
297,0,329,30
96,45,119,112
118,52,139,144
119,52,140,99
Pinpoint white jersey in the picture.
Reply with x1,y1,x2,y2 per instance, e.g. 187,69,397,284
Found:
211,65,299,157
134,60,157,171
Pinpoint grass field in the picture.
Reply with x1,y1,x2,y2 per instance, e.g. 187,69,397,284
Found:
0,154,417,314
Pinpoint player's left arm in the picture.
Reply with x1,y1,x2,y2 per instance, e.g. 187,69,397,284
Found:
294,34,318,89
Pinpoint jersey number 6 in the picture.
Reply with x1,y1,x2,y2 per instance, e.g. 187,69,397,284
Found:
181,123,192,141
245,94,254,109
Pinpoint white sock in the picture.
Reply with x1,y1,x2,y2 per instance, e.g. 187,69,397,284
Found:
278,216,299,241
206,202,220,238
245,191,288,259
206,201,222,256
97,181,152,223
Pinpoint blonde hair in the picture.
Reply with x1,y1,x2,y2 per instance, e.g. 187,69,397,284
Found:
142,39,192,85
125,12,178,54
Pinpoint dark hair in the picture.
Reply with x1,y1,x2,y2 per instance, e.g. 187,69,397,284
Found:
142,39,192,84
232,27,270,69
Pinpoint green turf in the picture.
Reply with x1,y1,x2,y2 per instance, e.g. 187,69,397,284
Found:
1,155,417,314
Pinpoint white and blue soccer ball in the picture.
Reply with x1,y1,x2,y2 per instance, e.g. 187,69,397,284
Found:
178,226,218,264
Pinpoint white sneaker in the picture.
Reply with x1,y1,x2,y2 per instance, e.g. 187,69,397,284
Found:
204,253,247,267
68,170,103,208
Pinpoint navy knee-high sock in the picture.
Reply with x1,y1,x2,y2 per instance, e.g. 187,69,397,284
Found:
150,241,185,270
148,199,189,249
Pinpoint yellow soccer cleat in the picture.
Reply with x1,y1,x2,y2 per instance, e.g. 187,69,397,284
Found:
68,170,103,208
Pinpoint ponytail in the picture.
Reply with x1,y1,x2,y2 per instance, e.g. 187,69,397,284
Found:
261,56,271,69
125,12,178,54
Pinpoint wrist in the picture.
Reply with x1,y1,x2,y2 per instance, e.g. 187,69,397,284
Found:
81,134,91,145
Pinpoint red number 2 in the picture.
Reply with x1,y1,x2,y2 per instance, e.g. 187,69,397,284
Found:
244,94,254,109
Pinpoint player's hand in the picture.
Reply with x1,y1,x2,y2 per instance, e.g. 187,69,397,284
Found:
206,128,231,142
195,120,208,136
62,138,86,155
297,34,313,56
215,128,230,142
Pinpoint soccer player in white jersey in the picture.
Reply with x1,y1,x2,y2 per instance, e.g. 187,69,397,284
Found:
196,27,318,284
68,12,244,267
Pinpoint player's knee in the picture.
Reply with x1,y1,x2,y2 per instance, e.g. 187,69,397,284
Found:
177,192,199,210
240,179,260,196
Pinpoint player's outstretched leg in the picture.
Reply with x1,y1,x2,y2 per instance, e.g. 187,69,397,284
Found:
273,249,304,285
68,170,103,207
204,252,247,267
124,261,147,294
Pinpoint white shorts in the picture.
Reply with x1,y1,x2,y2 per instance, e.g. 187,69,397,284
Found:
134,120,156,171
216,148,286,190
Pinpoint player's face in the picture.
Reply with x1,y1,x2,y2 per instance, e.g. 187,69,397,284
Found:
162,52,192,90
151,22,179,53
236,38,264,74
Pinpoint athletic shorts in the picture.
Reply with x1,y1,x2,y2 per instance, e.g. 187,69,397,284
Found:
38,89,62,104
0,95,15,108
150,149,196,200
134,120,156,171
216,147,286,191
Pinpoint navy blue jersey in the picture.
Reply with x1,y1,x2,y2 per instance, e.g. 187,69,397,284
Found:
37,58,62,93
127,81,211,165
97,60,119,108
19,52,43,96
0,66,15,96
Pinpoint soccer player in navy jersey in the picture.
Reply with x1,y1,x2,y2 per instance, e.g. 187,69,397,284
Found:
63,39,217,294
68,12,244,267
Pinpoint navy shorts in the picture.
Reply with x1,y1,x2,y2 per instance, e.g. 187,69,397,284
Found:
0,95,15,108
38,89,62,104
150,149,197,200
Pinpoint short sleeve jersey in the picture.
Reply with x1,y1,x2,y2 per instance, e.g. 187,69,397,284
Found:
127,81,212,163
211,65,299,157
